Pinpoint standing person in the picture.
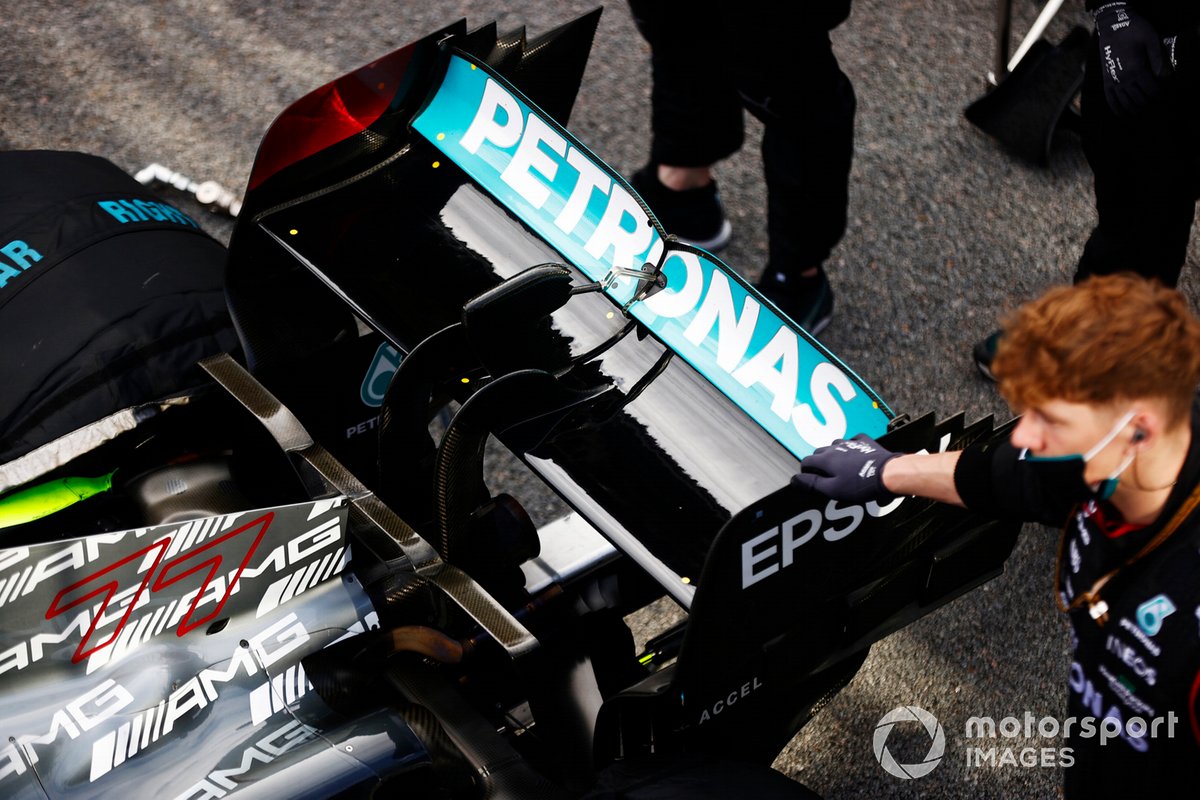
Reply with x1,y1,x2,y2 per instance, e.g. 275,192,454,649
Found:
626,0,856,336
796,274,1200,796
975,0,1200,377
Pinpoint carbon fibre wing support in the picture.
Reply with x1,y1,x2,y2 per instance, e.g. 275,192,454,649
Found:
199,353,538,658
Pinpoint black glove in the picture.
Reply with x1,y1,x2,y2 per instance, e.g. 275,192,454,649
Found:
792,433,901,504
1093,2,1169,115
1163,35,1178,72
1161,28,1195,73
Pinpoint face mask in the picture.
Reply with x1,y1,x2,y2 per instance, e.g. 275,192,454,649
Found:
1020,409,1137,502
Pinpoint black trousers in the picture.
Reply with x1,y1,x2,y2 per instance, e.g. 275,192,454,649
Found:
1077,31,1200,287
627,0,856,270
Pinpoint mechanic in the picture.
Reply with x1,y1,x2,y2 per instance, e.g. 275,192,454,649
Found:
625,0,855,336
974,0,1200,377
795,274,1200,795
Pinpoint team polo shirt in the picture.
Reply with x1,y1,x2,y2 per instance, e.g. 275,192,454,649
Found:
954,404,1200,796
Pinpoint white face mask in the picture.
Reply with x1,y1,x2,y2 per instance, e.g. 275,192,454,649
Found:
1083,409,1138,496
1022,409,1137,501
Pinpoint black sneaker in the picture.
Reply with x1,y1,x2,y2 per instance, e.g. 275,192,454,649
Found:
630,165,732,251
973,330,1002,381
756,268,835,336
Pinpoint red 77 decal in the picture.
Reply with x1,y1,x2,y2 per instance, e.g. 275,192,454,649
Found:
45,537,172,663
46,512,273,662
153,513,273,636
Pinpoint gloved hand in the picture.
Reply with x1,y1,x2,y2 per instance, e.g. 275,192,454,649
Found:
1160,27,1197,73
792,433,902,504
1163,35,1179,72
1093,2,1169,115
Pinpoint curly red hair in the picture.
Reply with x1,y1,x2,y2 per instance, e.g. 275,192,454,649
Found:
992,274,1200,428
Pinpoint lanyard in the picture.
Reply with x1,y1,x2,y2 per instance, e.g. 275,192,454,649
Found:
1055,482,1200,625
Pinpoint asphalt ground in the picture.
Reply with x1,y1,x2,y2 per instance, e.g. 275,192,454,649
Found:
3,1,1199,798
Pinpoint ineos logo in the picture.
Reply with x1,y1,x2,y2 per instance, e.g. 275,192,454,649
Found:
873,706,945,779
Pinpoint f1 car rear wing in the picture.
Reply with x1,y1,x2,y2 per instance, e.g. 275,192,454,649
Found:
226,13,1018,627
409,52,893,459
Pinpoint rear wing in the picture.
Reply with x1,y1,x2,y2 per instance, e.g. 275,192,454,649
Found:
226,14,1016,624
409,51,893,458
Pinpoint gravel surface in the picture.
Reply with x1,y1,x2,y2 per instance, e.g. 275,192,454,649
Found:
3,1,1198,798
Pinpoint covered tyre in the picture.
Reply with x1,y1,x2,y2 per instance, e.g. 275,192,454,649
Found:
0,150,238,464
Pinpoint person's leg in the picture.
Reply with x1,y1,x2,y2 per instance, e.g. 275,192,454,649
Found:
975,32,1199,380
1076,33,1200,287
728,2,856,334
627,0,742,249
627,0,744,168
757,44,856,275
